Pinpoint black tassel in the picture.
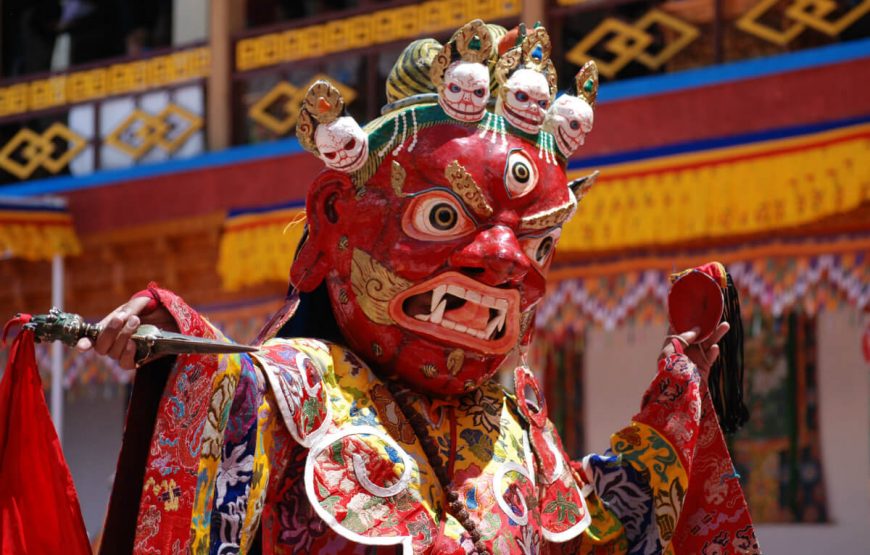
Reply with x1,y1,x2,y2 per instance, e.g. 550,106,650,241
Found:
708,272,749,433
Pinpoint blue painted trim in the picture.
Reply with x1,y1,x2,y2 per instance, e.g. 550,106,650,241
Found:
228,198,306,217
0,202,66,212
598,38,870,104
568,113,870,170
0,137,306,197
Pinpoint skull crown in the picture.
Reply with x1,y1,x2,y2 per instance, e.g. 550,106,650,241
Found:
296,21,600,177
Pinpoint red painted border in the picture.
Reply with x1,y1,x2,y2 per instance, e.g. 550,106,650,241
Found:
583,57,870,158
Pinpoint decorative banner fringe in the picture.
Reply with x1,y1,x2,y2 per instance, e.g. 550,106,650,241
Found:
0,209,81,260
563,122,870,252
214,121,869,291
217,204,306,291
10,247,863,392
538,248,869,333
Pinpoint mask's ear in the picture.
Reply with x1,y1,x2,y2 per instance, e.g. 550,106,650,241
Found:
290,171,355,291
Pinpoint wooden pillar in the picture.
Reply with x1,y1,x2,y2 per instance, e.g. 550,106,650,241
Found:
207,0,246,151
521,0,547,27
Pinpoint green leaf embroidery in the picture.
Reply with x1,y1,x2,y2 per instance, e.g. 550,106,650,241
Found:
321,494,341,513
468,434,494,461
302,398,320,433
544,491,581,524
331,442,345,465
341,385,367,400
317,481,329,498
341,511,366,534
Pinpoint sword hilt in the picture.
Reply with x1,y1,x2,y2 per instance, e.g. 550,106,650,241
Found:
22,307,101,347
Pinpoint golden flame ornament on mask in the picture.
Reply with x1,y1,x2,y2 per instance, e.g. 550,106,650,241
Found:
297,81,369,173
350,248,412,325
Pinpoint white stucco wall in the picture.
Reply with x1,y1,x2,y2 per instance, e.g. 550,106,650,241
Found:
583,308,870,554
756,307,870,553
173,0,209,45
64,391,126,539
585,321,667,453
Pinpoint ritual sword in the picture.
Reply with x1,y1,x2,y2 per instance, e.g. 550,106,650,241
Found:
18,307,259,366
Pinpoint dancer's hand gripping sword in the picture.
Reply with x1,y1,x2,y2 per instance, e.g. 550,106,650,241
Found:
18,307,258,366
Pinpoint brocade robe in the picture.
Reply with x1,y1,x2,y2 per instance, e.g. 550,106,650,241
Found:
98,288,758,555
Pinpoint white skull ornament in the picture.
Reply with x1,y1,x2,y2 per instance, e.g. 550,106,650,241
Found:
439,61,490,122
544,95,594,157
497,68,551,134
545,60,598,158
314,116,369,173
429,19,494,123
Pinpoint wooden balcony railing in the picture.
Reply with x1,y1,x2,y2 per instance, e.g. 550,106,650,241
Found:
0,44,209,184
547,0,870,90
231,0,523,145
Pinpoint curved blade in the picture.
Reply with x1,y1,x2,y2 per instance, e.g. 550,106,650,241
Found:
133,325,259,364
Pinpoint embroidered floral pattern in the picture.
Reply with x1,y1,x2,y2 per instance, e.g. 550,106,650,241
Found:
134,286,229,553
274,447,330,551
120,294,756,555
257,342,330,446
458,387,502,433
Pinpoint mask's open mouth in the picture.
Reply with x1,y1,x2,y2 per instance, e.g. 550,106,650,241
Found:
557,127,581,152
327,145,366,170
389,272,520,355
442,101,486,118
503,103,544,131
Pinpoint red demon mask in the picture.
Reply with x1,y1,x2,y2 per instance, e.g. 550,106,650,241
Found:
291,120,576,395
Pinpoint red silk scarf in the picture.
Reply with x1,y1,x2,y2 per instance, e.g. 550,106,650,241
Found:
0,330,91,554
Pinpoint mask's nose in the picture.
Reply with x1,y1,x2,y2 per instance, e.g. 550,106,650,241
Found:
448,226,531,287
